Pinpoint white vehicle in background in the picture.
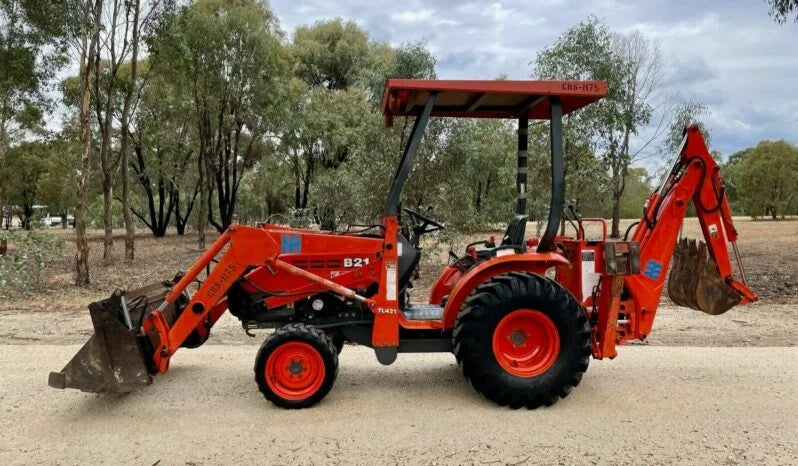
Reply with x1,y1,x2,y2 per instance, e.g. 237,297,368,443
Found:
42,214,75,228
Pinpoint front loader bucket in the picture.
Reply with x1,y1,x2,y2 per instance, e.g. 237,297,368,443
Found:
48,298,151,393
667,238,742,315
48,281,184,394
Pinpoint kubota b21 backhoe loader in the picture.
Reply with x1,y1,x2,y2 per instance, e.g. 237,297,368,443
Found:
50,80,756,409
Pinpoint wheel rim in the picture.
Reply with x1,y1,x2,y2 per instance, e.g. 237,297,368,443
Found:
492,309,560,377
265,342,326,401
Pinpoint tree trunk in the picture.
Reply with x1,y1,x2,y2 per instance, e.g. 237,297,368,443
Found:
22,202,33,230
196,148,207,249
120,0,140,261
0,122,5,230
102,173,114,264
611,188,621,238
176,182,198,236
75,0,103,286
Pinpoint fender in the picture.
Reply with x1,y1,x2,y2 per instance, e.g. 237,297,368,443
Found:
429,265,463,305
440,251,569,329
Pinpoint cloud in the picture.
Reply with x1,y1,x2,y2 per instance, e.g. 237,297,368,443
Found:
271,0,798,160
389,8,461,27
390,9,435,24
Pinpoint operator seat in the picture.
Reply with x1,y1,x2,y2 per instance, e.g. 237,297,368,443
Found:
500,214,528,246
397,234,420,292
476,214,528,259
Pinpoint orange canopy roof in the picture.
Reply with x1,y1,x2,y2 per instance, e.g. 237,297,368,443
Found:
380,79,606,125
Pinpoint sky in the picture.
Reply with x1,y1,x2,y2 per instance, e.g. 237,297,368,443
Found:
271,0,798,164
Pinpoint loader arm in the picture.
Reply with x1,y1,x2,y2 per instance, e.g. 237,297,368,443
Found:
50,225,379,392
146,225,377,374
625,125,756,339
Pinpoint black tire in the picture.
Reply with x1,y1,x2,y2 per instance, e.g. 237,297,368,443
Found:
453,272,591,408
254,323,338,409
330,332,346,354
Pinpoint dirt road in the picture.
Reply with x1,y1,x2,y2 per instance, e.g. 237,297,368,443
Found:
1,345,795,465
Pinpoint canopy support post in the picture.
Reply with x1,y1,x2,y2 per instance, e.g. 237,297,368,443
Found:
516,114,529,216
384,93,436,216
538,96,564,252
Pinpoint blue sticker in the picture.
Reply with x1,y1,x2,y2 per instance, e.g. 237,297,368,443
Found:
281,234,301,254
642,259,663,280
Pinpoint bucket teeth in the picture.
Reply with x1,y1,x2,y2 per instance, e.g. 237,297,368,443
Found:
668,238,742,315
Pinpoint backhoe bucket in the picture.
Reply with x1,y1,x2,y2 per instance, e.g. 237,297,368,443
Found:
48,281,181,393
667,238,742,315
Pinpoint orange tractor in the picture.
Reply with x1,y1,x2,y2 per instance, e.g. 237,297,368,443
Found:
50,80,756,409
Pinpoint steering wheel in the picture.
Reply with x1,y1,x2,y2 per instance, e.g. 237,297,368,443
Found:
402,207,445,237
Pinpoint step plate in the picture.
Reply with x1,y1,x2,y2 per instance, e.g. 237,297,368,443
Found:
402,304,444,321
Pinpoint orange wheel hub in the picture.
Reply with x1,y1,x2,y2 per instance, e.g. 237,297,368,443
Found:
492,309,560,377
265,342,325,400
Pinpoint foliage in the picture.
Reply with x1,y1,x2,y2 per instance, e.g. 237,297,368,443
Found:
663,100,711,154
8,0,798,280
619,167,652,219
3,140,49,228
0,0,68,221
292,18,369,91
533,17,661,236
0,229,62,293
768,0,798,23
724,140,798,219
152,0,288,235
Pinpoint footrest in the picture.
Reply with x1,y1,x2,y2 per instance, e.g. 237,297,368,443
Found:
402,304,444,321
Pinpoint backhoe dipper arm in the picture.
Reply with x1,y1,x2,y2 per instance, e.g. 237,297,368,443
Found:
145,225,375,374
625,125,756,337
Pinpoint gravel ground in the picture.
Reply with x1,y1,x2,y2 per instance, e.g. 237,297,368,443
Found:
0,345,795,465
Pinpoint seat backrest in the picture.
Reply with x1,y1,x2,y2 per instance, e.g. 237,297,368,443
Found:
500,214,528,246
397,233,420,291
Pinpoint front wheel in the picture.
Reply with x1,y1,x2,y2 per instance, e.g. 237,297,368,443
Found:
254,324,338,409
453,272,591,408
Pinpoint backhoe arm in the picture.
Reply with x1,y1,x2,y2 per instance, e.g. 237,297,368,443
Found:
625,125,756,337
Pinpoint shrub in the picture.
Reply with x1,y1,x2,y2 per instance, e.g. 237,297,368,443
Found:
0,230,63,294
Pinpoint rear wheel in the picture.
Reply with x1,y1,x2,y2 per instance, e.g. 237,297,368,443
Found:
254,324,338,409
453,272,591,408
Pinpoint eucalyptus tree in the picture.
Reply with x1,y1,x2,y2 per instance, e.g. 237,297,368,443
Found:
0,0,66,226
151,0,287,246
127,62,199,237
534,17,662,236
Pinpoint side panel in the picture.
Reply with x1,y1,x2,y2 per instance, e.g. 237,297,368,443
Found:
440,252,570,329
240,230,384,308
